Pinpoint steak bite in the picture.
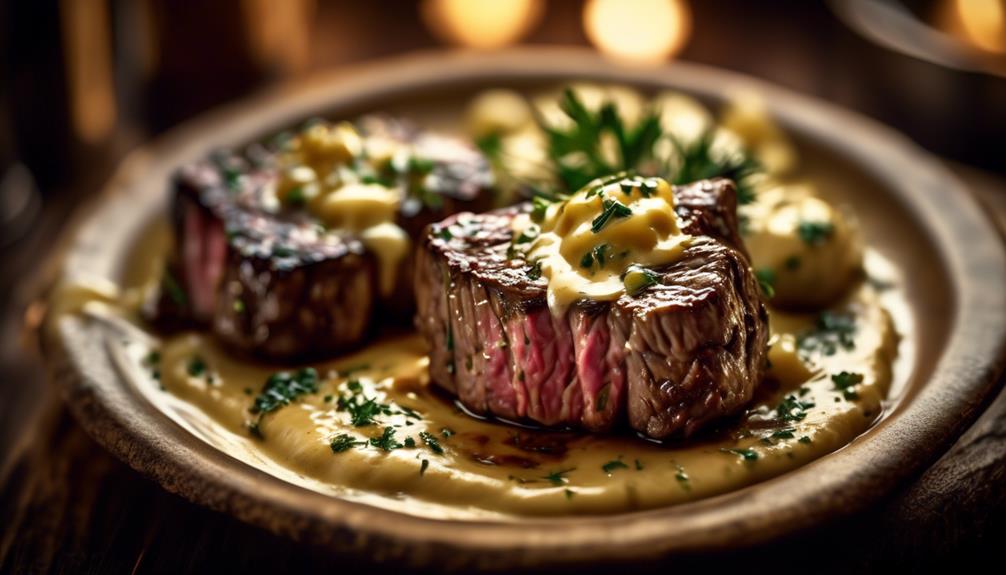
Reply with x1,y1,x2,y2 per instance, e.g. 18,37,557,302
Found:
414,177,769,439
145,115,493,360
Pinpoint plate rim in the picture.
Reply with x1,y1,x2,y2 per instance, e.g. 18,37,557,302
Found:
42,47,1006,568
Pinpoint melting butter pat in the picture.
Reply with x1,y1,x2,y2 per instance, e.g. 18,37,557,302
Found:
525,175,691,313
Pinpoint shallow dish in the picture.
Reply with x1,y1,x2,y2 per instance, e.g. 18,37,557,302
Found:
42,48,1006,569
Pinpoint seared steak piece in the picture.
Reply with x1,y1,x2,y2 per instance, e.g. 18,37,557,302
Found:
145,116,493,360
414,178,769,439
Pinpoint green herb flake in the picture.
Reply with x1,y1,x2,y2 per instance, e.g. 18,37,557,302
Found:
187,356,207,378
771,428,796,440
798,311,857,356
441,427,455,438
542,468,576,486
595,384,611,412
797,220,834,246
420,459,430,476
250,367,319,415
370,427,403,452
622,265,661,297
419,431,445,455
526,259,543,281
755,268,776,299
591,198,632,233
775,394,816,422
330,434,366,453
720,447,759,462
403,436,416,448
602,459,629,474
799,436,812,444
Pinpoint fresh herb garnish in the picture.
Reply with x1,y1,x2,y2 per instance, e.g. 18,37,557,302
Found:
775,394,816,422
799,436,812,444
250,367,319,415
602,459,629,474
591,197,632,233
330,434,366,453
187,356,207,377
419,431,444,455
435,227,453,241
756,268,776,298
831,371,864,400
798,311,857,356
622,265,661,296
441,427,455,438
720,447,759,461
370,427,403,451
420,459,430,476
526,259,543,281
542,468,575,486
797,220,834,246
665,131,761,205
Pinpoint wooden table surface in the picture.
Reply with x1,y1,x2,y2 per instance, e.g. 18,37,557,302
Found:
1,164,1004,574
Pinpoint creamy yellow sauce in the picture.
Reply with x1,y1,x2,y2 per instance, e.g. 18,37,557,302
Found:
50,212,900,518
96,281,892,519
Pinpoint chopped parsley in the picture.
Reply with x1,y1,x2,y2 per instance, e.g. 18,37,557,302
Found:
775,394,816,422
330,434,366,453
622,264,661,296
420,459,430,476
590,198,632,233
602,459,629,474
770,428,797,440
435,227,453,241
755,268,776,298
250,367,319,415
542,468,575,486
186,356,207,377
799,436,812,444
831,371,864,400
720,447,759,461
441,427,455,438
797,220,834,246
419,431,444,455
526,259,543,280
370,427,403,451
798,311,857,356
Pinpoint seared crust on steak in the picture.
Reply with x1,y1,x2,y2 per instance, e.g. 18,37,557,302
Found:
145,115,493,360
414,178,769,439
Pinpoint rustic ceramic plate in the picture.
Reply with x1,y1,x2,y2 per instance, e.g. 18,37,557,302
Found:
42,48,1006,569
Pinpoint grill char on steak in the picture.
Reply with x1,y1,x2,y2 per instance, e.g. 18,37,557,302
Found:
146,116,494,360
414,178,769,439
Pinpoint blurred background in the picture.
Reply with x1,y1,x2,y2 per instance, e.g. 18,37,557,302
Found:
0,0,1004,569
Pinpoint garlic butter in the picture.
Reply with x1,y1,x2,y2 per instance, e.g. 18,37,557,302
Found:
518,174,692,313
273,121,411,296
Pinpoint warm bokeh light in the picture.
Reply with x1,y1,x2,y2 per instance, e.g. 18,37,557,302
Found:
421,0,543,50
955,0,1006,54
61,0,117,143
583,0,692,64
